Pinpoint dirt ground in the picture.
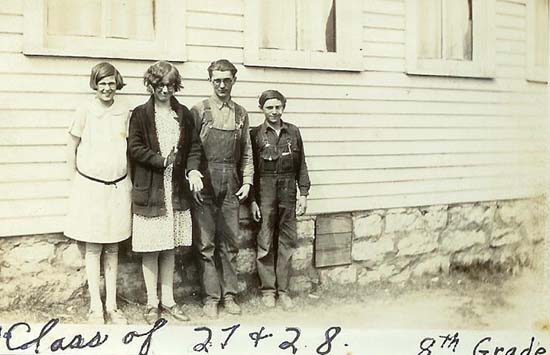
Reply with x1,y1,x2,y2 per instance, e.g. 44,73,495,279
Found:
1,265,548,332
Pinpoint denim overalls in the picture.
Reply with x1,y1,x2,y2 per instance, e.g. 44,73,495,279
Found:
254,126,299,296
192,99,243,304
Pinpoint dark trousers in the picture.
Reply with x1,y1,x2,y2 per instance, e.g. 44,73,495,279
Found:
192,163,240,304
256,175,298,295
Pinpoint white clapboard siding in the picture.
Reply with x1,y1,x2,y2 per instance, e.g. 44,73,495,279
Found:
306,152,545,171
0,0,547,237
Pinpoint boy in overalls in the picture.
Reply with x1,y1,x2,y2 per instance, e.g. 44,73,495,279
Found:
187,59,253,318
250,90,310,310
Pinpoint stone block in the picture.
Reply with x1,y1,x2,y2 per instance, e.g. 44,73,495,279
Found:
358,264,397,285
452,250,492,267
385,212,418,233
352,237,394,264
412,256,450,277
5,242,55,274
319,265,357,285
297,217,315,240
497,203,518,225
291,244,313,271
289,276,313,293
448,204,494,230
490,228,521,247
397,231,438,256
61,243,85,269
389,269,411,284
353,214,382,239
423,207,448,231
236,248,256,274
441,230,486,253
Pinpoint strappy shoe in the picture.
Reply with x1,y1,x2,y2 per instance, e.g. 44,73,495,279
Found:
160,304,190,322
143,305,159,324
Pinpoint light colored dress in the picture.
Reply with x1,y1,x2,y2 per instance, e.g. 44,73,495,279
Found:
64,97,132,243
132,106,193,252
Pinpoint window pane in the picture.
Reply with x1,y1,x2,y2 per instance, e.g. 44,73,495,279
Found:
108,0,155,40
443,0,472,61
47,0,101,37
260,0,297,50
296,0,335,52
535,0,549,66
417,0,442,59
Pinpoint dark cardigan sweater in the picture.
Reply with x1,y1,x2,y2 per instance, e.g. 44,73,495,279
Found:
128,96,202,217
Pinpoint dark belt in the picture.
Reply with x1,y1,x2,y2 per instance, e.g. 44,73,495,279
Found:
77,168,127,186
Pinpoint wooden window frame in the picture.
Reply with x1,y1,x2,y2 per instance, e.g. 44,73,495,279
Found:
243,0,363,72
526,0,549,83
405,0,496,78
23,0,187,62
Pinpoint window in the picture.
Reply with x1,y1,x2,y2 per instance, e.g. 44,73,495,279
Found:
23,0,186,61
527,0,549,82
405,0,495,78
244,0,362,71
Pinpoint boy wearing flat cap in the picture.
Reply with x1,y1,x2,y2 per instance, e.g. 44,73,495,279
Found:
250,90,310,310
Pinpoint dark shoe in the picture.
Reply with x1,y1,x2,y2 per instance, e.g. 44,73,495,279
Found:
278,293,294,311
160,304,190,322
143,305,159,324
203,302,218,319
106,308,128,325
223,298,241,315
261,294,276,308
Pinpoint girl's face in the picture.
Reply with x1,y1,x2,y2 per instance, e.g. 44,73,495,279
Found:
95,75,117,104
152,78,175,104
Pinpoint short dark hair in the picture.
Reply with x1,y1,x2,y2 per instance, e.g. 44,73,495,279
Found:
89,62,125,90
207,59,237,78
259,90,287,109
144,61,183,92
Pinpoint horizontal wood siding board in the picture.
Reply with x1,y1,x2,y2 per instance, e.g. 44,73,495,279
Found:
0,0,22,15
306,153,544,170
3,126,540,146
316,216,353,234
307,187,538,215
1,93,545,117
1,55,547,93
0,13,22,34
0,215,65,237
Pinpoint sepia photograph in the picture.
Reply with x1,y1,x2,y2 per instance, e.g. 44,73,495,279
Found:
0,0,549,354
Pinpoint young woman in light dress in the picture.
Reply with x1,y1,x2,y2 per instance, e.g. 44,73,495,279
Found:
65,62,131,324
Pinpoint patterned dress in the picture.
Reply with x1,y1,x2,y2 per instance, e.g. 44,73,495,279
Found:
132,106,192,252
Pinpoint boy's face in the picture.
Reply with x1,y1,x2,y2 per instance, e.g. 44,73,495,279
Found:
261,98,284,126
210,70,235,100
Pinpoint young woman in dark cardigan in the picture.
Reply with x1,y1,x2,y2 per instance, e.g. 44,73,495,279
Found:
128,61,203,323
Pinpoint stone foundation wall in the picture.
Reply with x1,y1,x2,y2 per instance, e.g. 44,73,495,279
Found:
0,198,545,310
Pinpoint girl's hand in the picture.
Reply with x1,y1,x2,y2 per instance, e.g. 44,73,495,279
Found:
188,169,204,192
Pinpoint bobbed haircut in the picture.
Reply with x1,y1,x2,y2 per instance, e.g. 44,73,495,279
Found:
207,59,238,78
258,90,287,109
89,62,125,90
143,61,183,92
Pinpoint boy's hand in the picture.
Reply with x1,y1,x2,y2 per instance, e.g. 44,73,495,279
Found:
192,191,204,206
235,183,251,201
188,169,204,192
296,196,307,216
251,201,262,222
